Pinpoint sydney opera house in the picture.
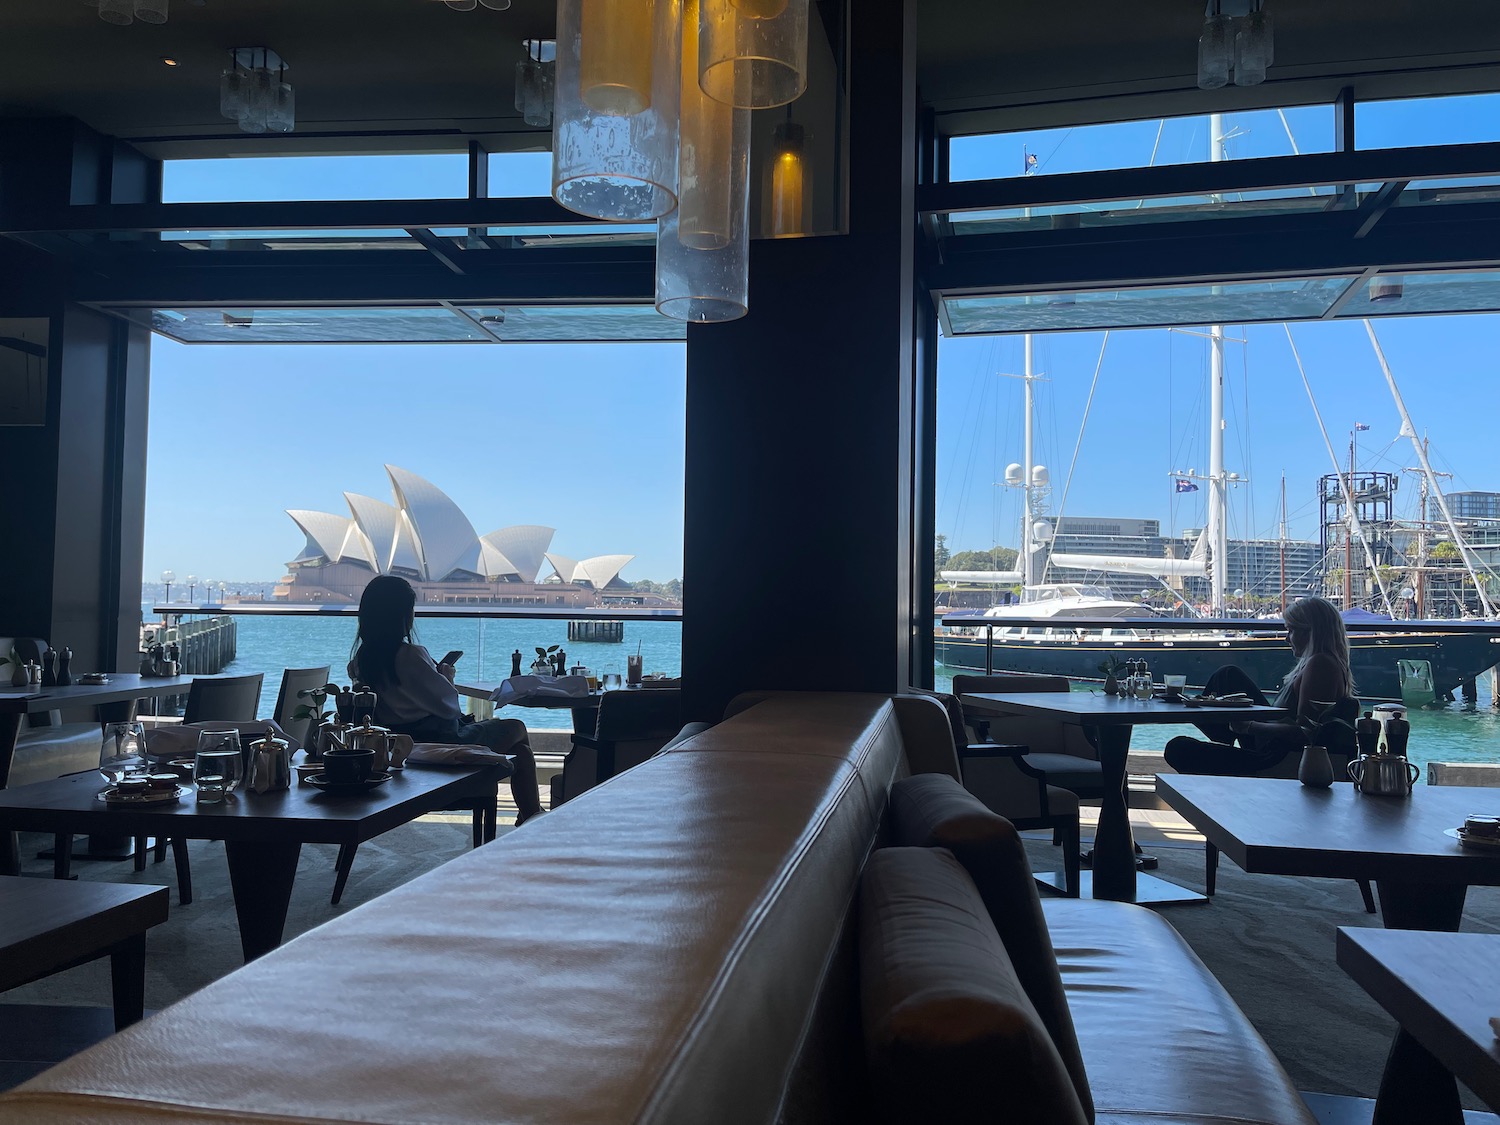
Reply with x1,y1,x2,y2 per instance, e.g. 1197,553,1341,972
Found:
273,465,652,607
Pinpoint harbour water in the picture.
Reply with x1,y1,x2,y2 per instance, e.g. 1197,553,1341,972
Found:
152,607,1498,769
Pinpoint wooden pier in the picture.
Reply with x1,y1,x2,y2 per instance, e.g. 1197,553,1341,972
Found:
142,615,238,674
568,620,624,643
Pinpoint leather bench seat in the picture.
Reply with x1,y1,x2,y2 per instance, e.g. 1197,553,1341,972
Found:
1044,898,1315,1125
2,694,909,1125
7,723,101,789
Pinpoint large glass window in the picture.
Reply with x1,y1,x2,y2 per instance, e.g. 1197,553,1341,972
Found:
1356,92,1500,150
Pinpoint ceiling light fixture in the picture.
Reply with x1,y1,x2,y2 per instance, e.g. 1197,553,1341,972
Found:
552,0,812,322
1197,0,1273,90
162,57,179,67
91,0,168,24
767,110,807,238
515,39,556,129
219,48,295,135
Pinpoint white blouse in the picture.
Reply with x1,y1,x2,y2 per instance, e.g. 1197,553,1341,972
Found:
347,643,462,727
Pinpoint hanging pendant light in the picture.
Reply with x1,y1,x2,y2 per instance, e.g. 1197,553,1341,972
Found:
98,0,134,24
1196,4,1233,90
515,39,557,129
699,0,810,109
134,0,169,24
677,0,734,249
553,0,682,221
1233,4,1274,86
656,104,751,322
767,113,807,237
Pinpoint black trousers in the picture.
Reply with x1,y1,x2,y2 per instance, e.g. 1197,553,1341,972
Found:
1163,666,1299,776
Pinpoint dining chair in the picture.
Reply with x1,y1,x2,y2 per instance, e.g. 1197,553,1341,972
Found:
950,674,1105,800
911,688,1082,897
552,688,684,807
139,672,264,903
272,666,331,750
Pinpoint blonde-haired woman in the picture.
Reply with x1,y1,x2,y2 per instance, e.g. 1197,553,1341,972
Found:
1164,595,1358,775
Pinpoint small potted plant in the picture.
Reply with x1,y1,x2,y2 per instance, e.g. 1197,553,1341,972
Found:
3,646,28,688
1295,701,1356,788
531,645,559,676
295,682,345,759
1097,655,1128,696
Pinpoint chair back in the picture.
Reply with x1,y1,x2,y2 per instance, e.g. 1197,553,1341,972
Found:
951,673,1097,761
594,688,684,753
0,636,63,728
182,673,264,724
891,695,962,780
273,666,331,749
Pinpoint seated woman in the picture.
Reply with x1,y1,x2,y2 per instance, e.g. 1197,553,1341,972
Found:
1164,595,1358,777
348,575,543,824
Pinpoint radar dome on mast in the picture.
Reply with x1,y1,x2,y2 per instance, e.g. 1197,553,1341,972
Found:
1032,519,1054,544
1004,463,1024,486
1031,465,1050,486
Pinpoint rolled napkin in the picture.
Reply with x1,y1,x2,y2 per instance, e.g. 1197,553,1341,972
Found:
144,719,298,760
490,674,590,707
405,743,513,767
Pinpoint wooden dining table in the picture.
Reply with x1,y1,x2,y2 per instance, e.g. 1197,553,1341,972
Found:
960,690,1288,905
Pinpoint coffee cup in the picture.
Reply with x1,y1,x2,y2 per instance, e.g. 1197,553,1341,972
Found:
146,772,180,792
322,748,375,785
1163,674,1186,700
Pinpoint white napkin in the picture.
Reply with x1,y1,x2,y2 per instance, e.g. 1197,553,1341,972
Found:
405,743,511,767
490,675,590,707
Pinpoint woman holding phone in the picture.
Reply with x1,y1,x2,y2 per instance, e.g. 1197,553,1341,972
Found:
348,575,543,824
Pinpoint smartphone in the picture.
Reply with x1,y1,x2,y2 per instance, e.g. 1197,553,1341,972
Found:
439,650,463,667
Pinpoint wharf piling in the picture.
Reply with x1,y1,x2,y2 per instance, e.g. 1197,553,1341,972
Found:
142,615,238,674
568,620,624,643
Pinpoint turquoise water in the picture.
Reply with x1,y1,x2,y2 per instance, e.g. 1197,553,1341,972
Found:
151,608,682,732
153,608,1500,767
932,668,1500,781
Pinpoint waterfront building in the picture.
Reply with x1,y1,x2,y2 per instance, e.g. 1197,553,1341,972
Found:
1430,491,1500,524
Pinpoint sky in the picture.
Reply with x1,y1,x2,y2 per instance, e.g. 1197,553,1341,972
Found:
935,93,1500,556
142,92,1500,581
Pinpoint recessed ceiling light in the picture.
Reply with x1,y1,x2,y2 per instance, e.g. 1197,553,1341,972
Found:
162,57,179,66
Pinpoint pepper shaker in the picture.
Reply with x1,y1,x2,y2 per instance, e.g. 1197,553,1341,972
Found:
41,649,56,687
511,649,523,677
56,646,72,687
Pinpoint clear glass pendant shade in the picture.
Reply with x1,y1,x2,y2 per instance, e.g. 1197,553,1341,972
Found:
1196,12,1233,90
267,77,296,133
553,0,681,221
677,0,734,249
133,0,168,24
656,105,750,322
515,55,555,128
1233,9,1273,86
699,0,809,109
767,120,807,236
98,0,134,24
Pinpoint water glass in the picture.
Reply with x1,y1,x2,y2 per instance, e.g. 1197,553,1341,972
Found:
601,673,622,691
99,721,147,785
194,729,243,802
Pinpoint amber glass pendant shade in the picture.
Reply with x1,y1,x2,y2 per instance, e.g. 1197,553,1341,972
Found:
699,0,809,109
656,105,751,322
554,0,682,221
768,119,806,236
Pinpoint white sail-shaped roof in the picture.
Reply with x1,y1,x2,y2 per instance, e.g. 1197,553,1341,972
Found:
477,539,520,580
344,493,400,572
386,465,482,581
391,509,424,575
287,510,355,566
483,526,555,583
543,553,578,583
336,521,377,569
576,554,633,589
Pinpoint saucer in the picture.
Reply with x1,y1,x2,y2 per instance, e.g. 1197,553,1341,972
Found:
1445,827,1500,850
97,784,184,805
306,772,392,795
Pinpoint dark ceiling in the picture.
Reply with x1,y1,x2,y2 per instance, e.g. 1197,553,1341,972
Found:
3,0,1500,157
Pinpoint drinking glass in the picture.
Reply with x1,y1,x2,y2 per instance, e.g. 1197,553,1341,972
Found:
194,730,243,802
602,673,622,691
99,721,147,785
626,654,643,686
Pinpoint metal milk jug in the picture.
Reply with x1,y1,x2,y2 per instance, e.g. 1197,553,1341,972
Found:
346,718,396,773
248,727,292,793
1347,752,1419,797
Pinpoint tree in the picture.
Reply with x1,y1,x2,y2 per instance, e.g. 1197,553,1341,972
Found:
934,534,951,570
945,546,1020,573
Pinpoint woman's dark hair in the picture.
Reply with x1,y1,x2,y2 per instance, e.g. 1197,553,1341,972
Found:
352,575,416,690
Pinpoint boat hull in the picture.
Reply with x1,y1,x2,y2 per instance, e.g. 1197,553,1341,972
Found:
935,629,1500,704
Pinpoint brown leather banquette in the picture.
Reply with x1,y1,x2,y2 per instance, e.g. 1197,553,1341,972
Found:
0,691,1312,1125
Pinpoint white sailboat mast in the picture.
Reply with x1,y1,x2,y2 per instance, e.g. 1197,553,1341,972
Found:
1364,320,1496,617
1208,112,1228,616
1022,334,1036,590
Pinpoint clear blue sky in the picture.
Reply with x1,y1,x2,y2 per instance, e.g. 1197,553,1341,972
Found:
937,94,1500,556
143,93,1500,580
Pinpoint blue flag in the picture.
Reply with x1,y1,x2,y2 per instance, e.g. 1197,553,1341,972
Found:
1024,151,1038,175
1176,479,1199,493
1354,422,1370,431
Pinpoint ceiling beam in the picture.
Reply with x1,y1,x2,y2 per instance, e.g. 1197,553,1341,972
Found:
405,227,467,274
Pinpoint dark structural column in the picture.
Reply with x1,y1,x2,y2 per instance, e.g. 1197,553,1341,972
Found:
682,0,919,720
0,119,156,671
